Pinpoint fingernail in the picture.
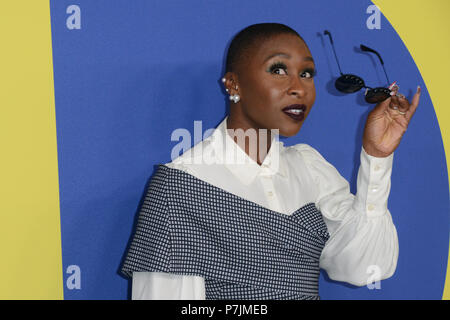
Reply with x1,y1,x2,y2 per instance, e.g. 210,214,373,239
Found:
417,85,421,93
390,91,395,96
388,81,397,90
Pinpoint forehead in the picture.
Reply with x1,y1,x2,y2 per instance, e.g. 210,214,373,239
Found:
249,33,312,63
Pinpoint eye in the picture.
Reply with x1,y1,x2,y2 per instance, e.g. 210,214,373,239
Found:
300,68,317,79
268,62,288,75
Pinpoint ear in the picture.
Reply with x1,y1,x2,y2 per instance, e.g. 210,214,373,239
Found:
223,71,240,95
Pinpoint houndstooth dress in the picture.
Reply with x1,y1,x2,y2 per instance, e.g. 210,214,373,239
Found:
121,164,330,300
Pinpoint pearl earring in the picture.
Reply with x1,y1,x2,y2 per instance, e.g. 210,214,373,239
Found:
222,77,229,93
229,94,240,103
222,77,239,102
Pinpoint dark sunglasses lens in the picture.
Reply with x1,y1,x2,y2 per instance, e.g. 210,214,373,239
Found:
335,74,365,93
365,87,391,104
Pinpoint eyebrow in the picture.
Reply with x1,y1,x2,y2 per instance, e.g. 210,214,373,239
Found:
263,52,315,64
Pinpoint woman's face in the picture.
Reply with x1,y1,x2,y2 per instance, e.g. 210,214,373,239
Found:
227,33,316,137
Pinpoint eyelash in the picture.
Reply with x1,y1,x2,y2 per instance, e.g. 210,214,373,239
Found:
268,61,317,78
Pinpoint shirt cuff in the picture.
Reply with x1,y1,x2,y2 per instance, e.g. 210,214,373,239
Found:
354,146,394,217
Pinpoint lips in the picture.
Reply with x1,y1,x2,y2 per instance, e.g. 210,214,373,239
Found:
282,104,307,121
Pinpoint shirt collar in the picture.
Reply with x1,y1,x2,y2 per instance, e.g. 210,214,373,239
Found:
209,116,286,185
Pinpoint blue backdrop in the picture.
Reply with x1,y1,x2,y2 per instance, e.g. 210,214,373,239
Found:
50,0,449,299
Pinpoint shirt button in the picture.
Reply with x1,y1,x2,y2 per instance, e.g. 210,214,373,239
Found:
267,191,274,197
374,164,381,171
367,204,375,211
371,186,379,192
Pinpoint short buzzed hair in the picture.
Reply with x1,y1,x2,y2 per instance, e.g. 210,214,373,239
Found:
225,23,306,73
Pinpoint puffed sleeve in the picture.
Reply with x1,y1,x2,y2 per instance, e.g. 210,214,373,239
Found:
121,166,172,277
121,164,206,300
295,144,399,286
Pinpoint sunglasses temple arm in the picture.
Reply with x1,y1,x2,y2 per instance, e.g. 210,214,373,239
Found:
381,63,391,87
360,44,391,86
324,30,344,76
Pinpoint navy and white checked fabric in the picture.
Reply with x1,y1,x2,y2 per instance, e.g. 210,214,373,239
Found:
121,164,330,300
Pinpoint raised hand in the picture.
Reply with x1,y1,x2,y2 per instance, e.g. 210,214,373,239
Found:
362,84,421,158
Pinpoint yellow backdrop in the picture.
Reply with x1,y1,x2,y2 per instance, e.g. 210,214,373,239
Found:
0,1,63,299
373,0,450,300
0,0,448,299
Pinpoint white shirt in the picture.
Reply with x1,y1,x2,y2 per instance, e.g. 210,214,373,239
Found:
131,115,399,300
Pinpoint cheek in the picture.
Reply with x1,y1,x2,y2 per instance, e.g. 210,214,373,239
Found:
247,80,282,104
267,85,285,101
307,82,316,104
264,79,292,100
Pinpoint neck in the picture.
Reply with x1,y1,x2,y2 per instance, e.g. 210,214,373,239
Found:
226,113,273,166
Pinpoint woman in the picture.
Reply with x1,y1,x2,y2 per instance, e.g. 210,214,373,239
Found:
121,23,421,300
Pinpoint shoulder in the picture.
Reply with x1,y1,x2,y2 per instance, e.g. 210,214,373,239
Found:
163,134,215,172
285,143,329,165
285,143,342,182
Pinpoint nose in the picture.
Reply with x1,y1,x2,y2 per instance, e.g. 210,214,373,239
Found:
287,76,306,98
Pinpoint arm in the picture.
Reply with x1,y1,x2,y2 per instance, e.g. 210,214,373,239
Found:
132,272,205,300
298,144,398,286
121,166,206,300
312,84,420,286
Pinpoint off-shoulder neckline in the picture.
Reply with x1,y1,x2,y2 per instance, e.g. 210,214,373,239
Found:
156,163,318,219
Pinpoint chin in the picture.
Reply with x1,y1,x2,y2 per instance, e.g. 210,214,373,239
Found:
279,124,303,137
275,113,309,137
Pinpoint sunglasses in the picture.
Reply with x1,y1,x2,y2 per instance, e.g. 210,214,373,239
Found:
323,30,392,104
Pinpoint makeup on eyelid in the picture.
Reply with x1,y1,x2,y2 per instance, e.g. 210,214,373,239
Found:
267,61,317,78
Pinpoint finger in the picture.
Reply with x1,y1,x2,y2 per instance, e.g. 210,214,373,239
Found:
388,81,399,93
395,92,406,99
405,86,421,122
397,94,409,112
373,95,392,114
386,93,409,119
374,82,398,114
389,94,400,111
